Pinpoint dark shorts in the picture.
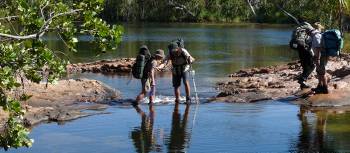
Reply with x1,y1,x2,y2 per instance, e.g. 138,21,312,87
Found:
172,71,189,88
316,54,329,76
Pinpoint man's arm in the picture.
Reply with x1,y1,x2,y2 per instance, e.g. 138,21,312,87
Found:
156,55,172,71
312,33,323,65
182,48,195,64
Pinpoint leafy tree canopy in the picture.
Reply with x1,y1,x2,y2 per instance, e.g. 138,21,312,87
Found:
0,0,123,150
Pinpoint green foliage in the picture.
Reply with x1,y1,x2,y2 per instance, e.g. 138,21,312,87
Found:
0,112,33,151
0,0,123,150
101,0,350,28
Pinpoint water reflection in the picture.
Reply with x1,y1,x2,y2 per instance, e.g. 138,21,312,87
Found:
166,103,190,153
295,106,350,152
130,105,162,153
130,103,192,153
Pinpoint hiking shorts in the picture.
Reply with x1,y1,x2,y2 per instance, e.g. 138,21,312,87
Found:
316,55,328,76
172,71,189,88
141,78,150,92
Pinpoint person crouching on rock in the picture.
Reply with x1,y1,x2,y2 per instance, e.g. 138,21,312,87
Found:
134,49,165,105
297,22,316,89
308,22,328,94
166,42,195,104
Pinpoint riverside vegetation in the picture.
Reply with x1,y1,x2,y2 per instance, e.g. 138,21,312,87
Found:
101,0,349,28
0,0,123,150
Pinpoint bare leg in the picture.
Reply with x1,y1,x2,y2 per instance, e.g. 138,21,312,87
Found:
184,80,191,98
174,87,180,103
149,95,154,104
321,75,328,87
136,90,146,103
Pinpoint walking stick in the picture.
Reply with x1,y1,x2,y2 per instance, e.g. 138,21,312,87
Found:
190,65,199,104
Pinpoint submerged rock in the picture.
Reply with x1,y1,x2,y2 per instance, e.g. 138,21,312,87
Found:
1,79,120,127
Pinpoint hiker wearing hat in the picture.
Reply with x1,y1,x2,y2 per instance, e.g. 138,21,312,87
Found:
309,22,329,94
135,48,165,105
166,42,195,104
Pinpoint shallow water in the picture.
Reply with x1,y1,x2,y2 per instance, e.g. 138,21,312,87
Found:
5,23,350,152
8,102,350,153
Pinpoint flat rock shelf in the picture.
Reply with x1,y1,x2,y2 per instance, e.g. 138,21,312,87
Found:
215,54,350,107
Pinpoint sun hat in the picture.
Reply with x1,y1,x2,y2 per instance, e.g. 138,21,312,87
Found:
154,49,165,59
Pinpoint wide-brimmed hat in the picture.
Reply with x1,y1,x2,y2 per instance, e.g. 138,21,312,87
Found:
154,49,165,59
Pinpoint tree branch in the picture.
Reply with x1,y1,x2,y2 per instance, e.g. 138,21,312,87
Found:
247,0,257,16
0,9,82,40
168,0,196,18
276,5,300,25
40,2,50,21
0,16,18,21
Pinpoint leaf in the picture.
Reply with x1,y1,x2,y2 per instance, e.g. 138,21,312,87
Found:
19,94,33,101
72,37,78,43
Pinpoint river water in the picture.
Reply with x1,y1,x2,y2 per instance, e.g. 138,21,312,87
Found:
6,23,350,153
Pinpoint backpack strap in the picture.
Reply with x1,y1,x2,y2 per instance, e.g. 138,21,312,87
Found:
171,48,190,66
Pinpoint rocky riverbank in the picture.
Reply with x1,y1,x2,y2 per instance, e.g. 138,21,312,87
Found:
66,58,135,74
215,54,350,107
0,79,120,127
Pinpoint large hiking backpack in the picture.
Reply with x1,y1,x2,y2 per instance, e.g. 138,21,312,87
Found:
322,29,343,57
132,47,151,79
176,38,185,48
289,24,311,50
169,38,188,62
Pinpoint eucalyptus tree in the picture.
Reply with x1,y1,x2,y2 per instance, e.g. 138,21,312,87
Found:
0,0,123,150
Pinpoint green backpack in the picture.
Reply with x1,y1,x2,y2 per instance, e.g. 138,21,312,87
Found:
322,29,343,57
289,23,312,51
132,46,151,79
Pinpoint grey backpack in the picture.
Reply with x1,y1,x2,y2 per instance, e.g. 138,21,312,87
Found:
289,23,312,50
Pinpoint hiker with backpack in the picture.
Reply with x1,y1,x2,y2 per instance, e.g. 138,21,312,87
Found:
308,23,328,94
164,40,195,104
133,45,165,105
312,22,344,94
290,22,316,89
307,22,343,94
291,21,343,94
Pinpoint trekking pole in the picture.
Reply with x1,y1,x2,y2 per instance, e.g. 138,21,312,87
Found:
190,65,199,104
185,99,200,152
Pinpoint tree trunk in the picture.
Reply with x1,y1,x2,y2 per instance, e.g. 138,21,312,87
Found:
339,3,343,34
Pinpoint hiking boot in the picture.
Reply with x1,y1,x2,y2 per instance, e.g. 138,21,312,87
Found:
312,85,324,94
322,86,329,94
186,97,191,105
298,80,311,89
300,82,311,89
131,100,139,107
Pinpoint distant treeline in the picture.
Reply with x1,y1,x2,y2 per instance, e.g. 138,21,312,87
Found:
101,0,350,28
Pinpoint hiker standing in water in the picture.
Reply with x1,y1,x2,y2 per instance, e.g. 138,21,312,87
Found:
290,22,316,89
165,41,195,104
133,46,165,105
